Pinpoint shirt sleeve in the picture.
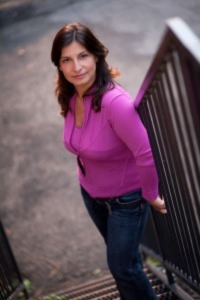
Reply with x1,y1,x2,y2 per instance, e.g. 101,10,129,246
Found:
108,93,158,201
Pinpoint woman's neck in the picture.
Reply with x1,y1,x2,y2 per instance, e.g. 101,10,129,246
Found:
75,80,96,98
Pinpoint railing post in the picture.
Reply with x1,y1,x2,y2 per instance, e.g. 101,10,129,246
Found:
0,220,29,299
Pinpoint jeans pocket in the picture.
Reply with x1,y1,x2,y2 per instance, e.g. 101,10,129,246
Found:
117,189,142,205
117,198,142,206
115,190,147,215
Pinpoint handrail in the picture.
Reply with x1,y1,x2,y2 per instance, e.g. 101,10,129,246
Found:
137,17,200,294
135,17,200,108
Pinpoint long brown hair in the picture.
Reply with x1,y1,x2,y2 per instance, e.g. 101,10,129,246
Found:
51,22,120,117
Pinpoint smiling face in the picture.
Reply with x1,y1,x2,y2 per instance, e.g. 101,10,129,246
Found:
59,41,97,95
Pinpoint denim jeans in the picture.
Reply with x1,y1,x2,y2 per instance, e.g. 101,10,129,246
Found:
81,186,157,300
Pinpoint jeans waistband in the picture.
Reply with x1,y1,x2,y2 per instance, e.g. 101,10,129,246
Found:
93,188,142,204
93,196,118,204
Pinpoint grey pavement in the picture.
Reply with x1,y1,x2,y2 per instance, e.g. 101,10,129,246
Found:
0,0,200,298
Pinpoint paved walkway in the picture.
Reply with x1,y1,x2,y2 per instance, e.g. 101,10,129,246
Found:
0,0,199,297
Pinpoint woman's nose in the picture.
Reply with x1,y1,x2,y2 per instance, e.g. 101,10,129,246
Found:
73,59,81,72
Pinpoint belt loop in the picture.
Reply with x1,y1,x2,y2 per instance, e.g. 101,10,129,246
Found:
106,202,112,215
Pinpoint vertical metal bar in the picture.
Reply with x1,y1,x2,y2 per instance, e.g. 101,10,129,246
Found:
152,84,188,268
138,92,177,286
146,90,183,263
163,62,199,280
171,50,200,224
156,76,196,277
0,237,15,298
166,52,200,280
0,221,29,299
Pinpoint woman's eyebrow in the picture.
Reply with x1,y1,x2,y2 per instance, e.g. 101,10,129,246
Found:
61,50,88,59
78,50,88,55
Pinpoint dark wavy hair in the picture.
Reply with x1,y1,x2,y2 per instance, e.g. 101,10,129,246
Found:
51,22,120,117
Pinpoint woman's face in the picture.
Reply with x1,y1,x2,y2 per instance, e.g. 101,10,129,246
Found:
59,41,97,93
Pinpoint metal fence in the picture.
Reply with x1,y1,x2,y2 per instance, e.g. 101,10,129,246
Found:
136,18,200,294
0,220,28,300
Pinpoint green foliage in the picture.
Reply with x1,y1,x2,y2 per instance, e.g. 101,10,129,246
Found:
18,279,32,299
17,278,68,300
23,279,32,292
146,257,161,267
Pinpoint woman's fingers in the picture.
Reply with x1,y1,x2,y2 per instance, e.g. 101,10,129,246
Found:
149,197,167,214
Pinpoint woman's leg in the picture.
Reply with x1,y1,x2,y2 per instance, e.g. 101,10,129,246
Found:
80,186,108,242
81,187,157,300
107,191,157,300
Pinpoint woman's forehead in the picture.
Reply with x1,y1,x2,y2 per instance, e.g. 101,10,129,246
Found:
61,41,87,57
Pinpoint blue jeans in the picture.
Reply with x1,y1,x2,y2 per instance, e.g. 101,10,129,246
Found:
81,186,157,300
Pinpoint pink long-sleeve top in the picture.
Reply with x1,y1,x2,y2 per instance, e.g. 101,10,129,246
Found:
63,84,158,201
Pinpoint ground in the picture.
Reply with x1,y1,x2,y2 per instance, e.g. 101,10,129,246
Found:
0,0,200,298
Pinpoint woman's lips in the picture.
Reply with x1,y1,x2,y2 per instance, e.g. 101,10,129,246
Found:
73,73,86,79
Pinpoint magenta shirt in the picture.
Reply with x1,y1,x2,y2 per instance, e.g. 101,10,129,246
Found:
63,84,158,201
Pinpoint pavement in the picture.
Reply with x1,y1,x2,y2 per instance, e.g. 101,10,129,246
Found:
0,0,200,298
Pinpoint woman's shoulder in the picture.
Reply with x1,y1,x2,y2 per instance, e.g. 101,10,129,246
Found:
102,84,133,106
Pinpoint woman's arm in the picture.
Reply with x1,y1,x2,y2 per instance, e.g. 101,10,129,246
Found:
108,94,167,213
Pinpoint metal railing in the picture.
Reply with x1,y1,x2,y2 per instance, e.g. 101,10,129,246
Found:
136,17,200,295
0,220,28,300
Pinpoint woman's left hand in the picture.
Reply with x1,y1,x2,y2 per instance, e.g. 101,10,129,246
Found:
149,196,167,214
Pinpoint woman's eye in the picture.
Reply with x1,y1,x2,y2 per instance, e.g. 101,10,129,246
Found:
80,53,89,59
62,58,70,63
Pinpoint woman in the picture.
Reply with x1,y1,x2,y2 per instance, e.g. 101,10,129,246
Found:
51,22,167,300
